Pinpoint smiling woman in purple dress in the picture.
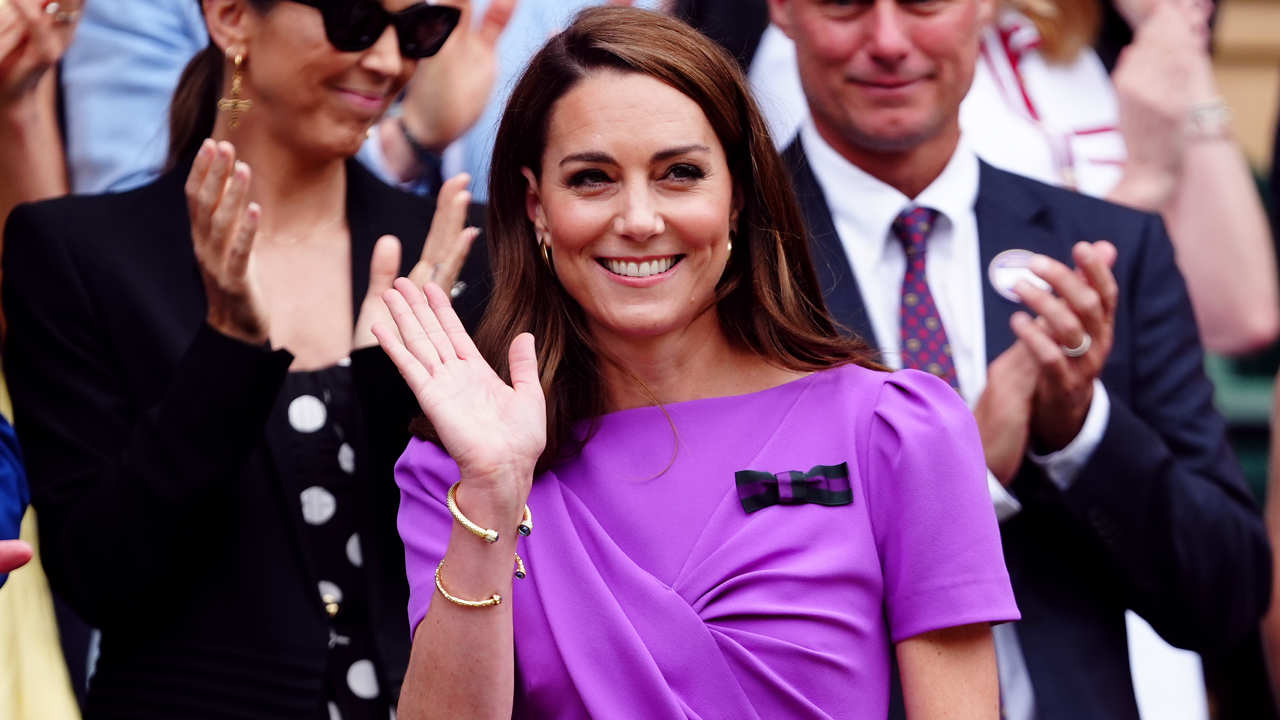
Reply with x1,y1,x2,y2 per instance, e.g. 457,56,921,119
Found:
378,7,1019,719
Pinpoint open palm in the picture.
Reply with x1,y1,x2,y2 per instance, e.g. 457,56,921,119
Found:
373,279,545,494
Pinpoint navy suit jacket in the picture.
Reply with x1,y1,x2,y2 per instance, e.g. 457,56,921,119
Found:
784,139,1271,719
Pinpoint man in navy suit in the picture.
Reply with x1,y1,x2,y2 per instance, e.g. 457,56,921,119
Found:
767,0,1271,717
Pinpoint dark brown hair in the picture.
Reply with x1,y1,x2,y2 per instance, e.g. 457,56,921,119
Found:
425,6,880,472
168,0,276,167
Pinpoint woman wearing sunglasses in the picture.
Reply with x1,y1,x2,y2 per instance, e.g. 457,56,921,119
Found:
2,1,481,717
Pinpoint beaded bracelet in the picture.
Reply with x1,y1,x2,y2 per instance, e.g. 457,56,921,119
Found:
434,561,502,609
447,482,533,543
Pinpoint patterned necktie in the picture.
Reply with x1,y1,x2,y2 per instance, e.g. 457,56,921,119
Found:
892,207,960,389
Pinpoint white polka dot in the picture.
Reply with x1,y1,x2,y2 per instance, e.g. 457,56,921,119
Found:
347,659,380,699
388,708,396,720
300,486,337,525
337,356,352,367
338,443,356,475
318,580,344,604
346,533,363,568
328,701,342,720
288,394,327,433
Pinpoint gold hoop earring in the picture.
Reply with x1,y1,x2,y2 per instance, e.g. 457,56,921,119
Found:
539,239,554,272
218,52,252,129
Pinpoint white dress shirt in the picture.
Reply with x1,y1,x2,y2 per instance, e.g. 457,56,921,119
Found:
799,118,1112,719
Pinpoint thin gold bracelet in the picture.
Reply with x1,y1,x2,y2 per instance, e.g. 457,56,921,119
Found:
447,482,534,543
434,561,502,609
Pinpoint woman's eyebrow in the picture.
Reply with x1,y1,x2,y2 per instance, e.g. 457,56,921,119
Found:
558,145,711,167
652,144,711,162
559,151,615,167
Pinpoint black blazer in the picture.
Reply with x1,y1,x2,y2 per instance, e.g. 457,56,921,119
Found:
2,159,489,718
784,139,1271,720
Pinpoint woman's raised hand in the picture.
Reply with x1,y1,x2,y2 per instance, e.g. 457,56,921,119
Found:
185,140,270,344
373,279,545,501
353,173,479,349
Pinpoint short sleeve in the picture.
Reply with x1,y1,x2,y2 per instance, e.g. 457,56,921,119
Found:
395,437,462,637
860,369,1020,643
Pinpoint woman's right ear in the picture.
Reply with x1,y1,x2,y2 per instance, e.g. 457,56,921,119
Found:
521,168,545,234
204,0,254,55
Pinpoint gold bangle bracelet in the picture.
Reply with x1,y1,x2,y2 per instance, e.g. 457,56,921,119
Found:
434,561,502,609
447,482,534,543
447,482,499,543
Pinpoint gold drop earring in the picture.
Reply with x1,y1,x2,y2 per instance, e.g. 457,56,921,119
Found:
537,232,554,272
218,51,253,129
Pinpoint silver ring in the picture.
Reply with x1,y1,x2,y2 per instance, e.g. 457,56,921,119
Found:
44,1,78,23
1061,332,1092,358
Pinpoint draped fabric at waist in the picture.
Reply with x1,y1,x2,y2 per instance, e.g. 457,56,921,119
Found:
512,472,880,720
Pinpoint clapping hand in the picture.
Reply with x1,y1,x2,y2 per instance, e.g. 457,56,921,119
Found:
373,279,545,507
353,173,479,350
185,140,270,345
0,0,80,107
1010,241,1119,453
974,341,1041,486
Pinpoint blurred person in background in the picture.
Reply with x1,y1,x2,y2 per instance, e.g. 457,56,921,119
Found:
2,0,488,716
749,0,1278,358
768,0,1272,718
0,0,78,226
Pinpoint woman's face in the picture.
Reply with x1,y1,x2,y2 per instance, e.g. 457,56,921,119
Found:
526,70,739,345
241,0,419,156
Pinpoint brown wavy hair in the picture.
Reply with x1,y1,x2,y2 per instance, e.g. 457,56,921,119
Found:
430,7,880,472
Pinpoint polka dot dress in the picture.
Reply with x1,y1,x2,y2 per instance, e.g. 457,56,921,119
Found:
271,363,389,720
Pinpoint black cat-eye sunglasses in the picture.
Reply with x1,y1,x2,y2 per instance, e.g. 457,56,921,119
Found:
288,0,461,59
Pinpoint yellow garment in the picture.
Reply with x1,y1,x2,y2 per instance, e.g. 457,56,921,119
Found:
0,509,81,719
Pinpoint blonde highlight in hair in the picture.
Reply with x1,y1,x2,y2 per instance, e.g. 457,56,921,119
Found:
1007,0,1101,63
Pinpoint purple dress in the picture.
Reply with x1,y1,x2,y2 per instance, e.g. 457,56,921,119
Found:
396,365,1019,719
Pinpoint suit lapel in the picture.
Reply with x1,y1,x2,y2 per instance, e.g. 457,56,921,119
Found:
974,162,1065,364
782,139,878,346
